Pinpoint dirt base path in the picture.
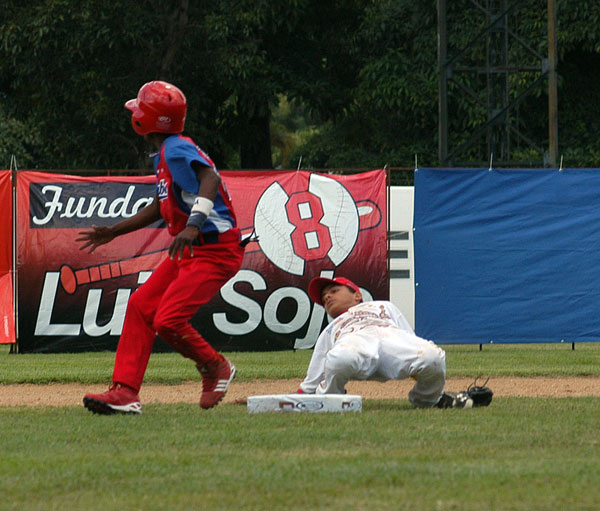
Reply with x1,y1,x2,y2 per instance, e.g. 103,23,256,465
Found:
2,377,600,407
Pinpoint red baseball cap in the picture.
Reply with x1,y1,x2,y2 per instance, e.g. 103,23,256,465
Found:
308,277,361,305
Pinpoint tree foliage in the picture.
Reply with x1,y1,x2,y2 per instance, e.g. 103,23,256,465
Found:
0,0,599,176
291,0,600,174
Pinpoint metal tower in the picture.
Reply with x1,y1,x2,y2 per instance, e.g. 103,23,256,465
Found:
438,0,558,167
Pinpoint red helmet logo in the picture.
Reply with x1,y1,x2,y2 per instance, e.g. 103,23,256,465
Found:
125,81,187,135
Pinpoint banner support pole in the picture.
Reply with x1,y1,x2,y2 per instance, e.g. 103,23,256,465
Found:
10,156,19,352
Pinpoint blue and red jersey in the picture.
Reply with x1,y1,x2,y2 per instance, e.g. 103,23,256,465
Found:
153,135,237,237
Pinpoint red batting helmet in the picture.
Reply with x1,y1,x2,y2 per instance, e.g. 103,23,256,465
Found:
125,81,187,135
308,276,361,306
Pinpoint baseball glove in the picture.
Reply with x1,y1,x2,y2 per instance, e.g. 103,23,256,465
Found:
467,377,493,407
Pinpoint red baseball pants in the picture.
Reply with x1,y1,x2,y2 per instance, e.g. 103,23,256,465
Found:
112,232,244,392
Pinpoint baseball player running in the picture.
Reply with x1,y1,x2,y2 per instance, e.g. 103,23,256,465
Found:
78,81,244,414
299,276,484,408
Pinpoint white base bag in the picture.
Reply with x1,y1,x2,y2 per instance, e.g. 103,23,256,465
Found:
247,394,362,413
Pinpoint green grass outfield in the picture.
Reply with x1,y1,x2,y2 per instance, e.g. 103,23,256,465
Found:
1,344,600,511
2,342,600,384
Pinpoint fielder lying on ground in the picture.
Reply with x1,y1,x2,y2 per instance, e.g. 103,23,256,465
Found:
298,276,493,409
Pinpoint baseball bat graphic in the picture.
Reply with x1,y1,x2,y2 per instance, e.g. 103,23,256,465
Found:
59,199,381,293
59,249,168,294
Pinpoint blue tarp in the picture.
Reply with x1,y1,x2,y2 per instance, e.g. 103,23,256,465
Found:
413,168,600,344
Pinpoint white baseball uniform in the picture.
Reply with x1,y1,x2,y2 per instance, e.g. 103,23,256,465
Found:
299,300,446,407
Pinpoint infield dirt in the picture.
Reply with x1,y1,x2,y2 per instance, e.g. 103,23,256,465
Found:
2,377,600,407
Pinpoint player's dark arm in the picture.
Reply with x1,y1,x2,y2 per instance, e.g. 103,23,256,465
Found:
168,163,221,260
77,194,161,253
193,161,221,200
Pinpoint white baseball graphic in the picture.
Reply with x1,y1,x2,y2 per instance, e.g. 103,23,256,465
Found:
254,174,359,275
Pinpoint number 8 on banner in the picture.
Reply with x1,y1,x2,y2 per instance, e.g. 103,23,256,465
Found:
285,191,332,261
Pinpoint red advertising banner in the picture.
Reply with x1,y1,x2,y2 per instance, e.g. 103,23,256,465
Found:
16,169,387,352
0,170,15,343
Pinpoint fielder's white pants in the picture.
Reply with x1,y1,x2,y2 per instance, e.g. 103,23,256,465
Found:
316,326,446,407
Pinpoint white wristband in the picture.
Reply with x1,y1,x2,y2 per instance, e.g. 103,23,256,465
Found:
191,196,213,217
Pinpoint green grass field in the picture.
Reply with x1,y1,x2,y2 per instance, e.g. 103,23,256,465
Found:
1,343,600,511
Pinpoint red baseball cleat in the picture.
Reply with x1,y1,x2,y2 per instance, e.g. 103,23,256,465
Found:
83,383,142,415
198,358,236,409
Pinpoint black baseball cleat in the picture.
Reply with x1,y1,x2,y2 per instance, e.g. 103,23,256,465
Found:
435,391,474,409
